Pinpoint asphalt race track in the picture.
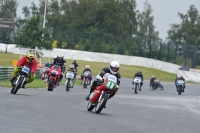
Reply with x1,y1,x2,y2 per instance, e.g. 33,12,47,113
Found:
0,78,199,133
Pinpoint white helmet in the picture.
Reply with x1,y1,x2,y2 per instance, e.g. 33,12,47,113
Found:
57,53,64,60
109,61,120,74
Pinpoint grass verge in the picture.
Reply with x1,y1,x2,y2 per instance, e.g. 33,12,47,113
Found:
0,52,181,88
0,79,82,88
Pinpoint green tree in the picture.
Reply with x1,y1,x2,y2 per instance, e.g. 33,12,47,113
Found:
136,1,159,58
14,15,52,50
167,5,200,66
0,0,17,43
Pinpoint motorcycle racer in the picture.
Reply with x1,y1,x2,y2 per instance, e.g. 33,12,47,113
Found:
132,70,143,91
51,53,66,85
9,52,37,88
85,61,121,101
175,75,186,92
81,65,92,84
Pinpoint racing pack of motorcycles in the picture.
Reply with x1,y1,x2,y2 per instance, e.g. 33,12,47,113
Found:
10,65,185,114
132,76,185,95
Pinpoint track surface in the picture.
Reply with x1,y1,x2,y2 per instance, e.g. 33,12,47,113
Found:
0,79,200,133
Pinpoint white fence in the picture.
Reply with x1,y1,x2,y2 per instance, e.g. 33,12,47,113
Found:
1,43,200,83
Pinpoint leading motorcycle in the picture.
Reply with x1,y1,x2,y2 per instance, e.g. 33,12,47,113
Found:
87,73,117,114
11,66,30,94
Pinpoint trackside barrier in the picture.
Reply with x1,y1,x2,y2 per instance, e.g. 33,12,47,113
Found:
177,70,200,83
0,67,41,80
0,67,13,80
1,43,200,83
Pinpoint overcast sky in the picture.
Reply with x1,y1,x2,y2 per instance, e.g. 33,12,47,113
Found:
16,0,200,40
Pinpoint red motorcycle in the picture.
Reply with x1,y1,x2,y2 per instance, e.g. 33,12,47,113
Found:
47,65,61,91
87,73,117,114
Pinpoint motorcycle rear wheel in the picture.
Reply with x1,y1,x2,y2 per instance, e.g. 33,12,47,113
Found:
87,102,94,111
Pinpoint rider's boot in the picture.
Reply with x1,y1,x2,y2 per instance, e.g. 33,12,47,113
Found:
22,81,27,89
44,78,47,83
85,83,95,101
10,77,16,87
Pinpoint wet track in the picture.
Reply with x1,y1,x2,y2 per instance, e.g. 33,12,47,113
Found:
0,78,200,133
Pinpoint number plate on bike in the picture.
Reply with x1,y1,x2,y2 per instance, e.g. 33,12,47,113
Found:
22,67,30,73
106,81,116,90
67,74,72,78
84,73,88,76
52,70,58,75
42,68,46,72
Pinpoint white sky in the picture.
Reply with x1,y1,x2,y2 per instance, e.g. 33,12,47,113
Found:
16,0,200,40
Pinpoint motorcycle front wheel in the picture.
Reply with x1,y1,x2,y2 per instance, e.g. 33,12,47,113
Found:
95,92,108,114
66,79,70,91
48,78,54,91
11,76,24,94
83,77,87,88
134,84,138,94
87,102,94,111
178,86,182,95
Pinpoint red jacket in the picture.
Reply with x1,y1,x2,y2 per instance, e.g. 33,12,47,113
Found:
17,56,37,73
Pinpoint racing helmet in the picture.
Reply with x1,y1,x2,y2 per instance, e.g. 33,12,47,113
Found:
109,61,120,74
57,53,64,60
26,52,35,63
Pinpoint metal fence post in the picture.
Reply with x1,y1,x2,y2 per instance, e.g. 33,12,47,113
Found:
166,41,170,62
191,46,197,68
158,39,162,60
174,41,177,64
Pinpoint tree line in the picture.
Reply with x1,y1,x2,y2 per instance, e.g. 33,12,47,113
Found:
0,0,200,67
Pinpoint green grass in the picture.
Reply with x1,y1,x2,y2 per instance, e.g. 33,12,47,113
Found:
0,52,179,88
0,79,82,88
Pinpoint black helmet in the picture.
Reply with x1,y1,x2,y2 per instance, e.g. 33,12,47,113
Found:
137,70,142,75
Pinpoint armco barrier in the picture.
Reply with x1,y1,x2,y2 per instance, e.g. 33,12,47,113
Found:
0,67,13,80
177,70,200,83
0,67,41,80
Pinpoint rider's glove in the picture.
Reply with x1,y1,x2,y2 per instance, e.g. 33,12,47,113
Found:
96,78,103,86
